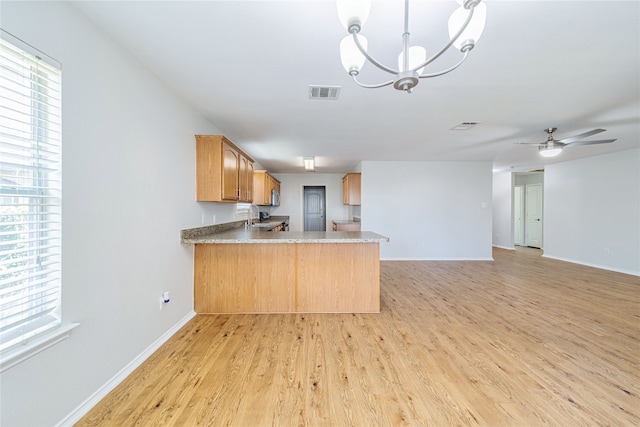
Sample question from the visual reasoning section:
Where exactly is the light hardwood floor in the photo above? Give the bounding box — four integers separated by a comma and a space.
77, 247, 639, 426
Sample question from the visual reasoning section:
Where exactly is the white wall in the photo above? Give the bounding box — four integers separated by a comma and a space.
492, 171, 514, 249
0, 2, 235, 425
544, 149, 640, 275
361, 161, 493, 260
273, 173, 349, 232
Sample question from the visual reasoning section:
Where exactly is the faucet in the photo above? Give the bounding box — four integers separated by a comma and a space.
246, 204, 259, 227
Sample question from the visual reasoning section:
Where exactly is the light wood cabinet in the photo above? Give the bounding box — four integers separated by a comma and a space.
332, 221, 361, 231
196, 135, 254, 202
343, 173, 361, 205
194, 242, 380, 313
221, 142, 239, 201
239, 154, 254, 202
253, 170, 281, 206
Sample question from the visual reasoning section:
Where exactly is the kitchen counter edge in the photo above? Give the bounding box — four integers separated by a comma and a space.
181, 226, 389, 245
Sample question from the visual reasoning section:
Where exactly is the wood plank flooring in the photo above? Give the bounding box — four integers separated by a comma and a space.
77, 247, 640, 426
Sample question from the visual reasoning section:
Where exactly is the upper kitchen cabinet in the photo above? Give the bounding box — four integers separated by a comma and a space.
195, 135, 254, 202
343, 173, 361, 205
238, 154, 254, 203
253, 170, 280, 206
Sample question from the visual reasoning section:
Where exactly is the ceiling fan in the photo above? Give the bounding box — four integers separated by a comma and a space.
517, 127, 616, 157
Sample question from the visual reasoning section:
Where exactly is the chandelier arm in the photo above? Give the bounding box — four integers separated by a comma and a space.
410, 5, 475, 72
351, 31, 399, 75
352, 74, 395, 89
418, 50, 469, 78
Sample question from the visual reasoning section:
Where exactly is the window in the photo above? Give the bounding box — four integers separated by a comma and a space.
0, 32, 63, 361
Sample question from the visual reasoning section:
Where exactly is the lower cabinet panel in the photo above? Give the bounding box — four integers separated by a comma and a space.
194, 243, 380, 313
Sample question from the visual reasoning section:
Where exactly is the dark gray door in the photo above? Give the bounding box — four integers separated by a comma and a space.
303, 186, 326, 231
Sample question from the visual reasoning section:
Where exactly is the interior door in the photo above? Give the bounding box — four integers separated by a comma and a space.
525, 183, 543, 248
514, 185, 524, 246
303, 186, 326, 231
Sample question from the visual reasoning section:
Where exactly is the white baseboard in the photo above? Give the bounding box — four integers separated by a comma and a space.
56, 310, 196, 427
541, 254, 640, 277
381, 257, 494, 261
492, 245, 515, 251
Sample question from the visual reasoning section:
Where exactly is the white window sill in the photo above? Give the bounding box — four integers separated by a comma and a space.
0, 323, 79, 373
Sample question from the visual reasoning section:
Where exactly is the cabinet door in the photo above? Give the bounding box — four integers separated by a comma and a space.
245, 159, 254, 202
342, 177, 349, 205
343, 173, 361, 205
238, 156, 254, 203
238, 156, 248, 202
222, 143, 239, 201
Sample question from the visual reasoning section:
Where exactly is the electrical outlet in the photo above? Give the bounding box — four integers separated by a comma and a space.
211, 214, 216, 224
201, 213, 205, 225
604, 248, 610, 255
160, 291, 170, 310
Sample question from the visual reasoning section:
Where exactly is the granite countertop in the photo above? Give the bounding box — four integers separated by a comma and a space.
181, 222, 388, 245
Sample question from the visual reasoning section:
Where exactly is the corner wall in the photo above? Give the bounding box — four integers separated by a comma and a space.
361, 161, 493, 260
544, 149, 640, 275
492, 171, 514, 249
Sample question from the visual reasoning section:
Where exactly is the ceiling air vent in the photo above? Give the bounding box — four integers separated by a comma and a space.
452, 121, 481, 130
309, 85, 340, 100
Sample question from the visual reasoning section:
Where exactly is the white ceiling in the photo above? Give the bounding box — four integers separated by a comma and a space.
71, 0, 640, 173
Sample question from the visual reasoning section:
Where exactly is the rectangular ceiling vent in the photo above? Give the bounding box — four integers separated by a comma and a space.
309, 85, 340, 100
452, 121, 481, 130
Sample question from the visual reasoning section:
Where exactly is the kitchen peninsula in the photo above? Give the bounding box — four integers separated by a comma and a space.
181, 223, 388, 314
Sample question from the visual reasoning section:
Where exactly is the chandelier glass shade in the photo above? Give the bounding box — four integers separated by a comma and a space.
337, 0, 487, 93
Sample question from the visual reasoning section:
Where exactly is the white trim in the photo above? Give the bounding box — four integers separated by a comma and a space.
541, 254, 640, 277
56, 311, 196, 427
492, 245, 515, 251
381, 258, 496, 261
0, 323, 79, 373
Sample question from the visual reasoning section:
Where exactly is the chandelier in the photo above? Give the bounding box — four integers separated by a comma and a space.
337, 0, 487, 93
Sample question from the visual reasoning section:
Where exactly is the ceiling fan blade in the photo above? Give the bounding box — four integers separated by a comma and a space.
514, 142, 544, 145
557, 128, 606, 144
565, 139, 617, 147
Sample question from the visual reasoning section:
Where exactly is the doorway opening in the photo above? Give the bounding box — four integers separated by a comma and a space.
513, 172, 544, 249
303, 186, 326, 231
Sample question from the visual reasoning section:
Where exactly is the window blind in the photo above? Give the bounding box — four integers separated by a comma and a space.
0, 33, 62, 354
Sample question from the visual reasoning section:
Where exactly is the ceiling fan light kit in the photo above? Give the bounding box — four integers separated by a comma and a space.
517, 127, 617, 158
336, 0, 487, 93
538, 144, 562, 158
